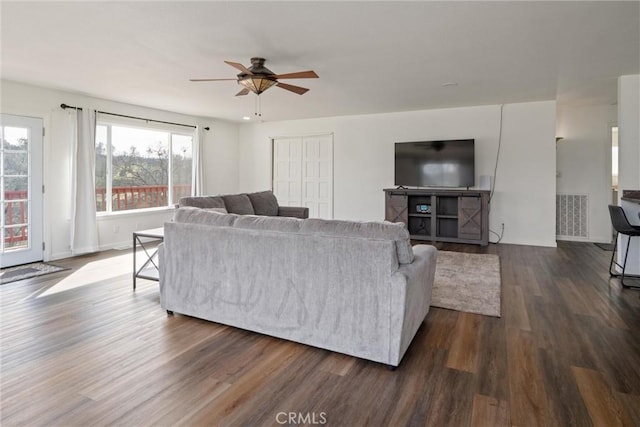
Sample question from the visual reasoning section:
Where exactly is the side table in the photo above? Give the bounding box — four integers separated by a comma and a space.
133, 227, 164, 290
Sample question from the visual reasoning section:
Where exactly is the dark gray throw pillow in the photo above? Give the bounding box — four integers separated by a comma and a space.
247, 191, 279, 216
222, 194, 255, 215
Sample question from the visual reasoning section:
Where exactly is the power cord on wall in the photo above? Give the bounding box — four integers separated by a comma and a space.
490, 104, 504, 204
488, 104, 505, 244
489, 223, 505, 244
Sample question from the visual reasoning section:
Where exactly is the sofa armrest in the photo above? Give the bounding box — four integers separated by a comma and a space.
278, 206, 309, 219
398, 244, 437, 305
158, 243, 166, 308
389, 244, 437, 365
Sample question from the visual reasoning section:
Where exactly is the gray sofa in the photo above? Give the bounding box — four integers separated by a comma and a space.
179, 190, 309, 219
159, 208, 437, 367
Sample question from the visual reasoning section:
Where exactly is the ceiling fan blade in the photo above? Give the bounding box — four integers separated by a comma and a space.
271, 71, 319, 79
276, 82, 309, 95
189, 78, 237, 82
224, 60, 254, 75
235, 88, 250, 96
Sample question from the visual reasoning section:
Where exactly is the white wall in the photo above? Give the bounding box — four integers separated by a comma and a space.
556, 104, 617, 243
239, 101, 557, 247
1, 80, 240, 260
1, 79, 560, 257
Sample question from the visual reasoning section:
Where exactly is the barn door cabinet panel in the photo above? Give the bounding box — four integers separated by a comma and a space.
385, 191, 409, 225
458, 196, 483, 240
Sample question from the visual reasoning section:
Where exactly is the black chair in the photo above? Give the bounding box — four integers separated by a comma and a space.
608, 205, 640, 288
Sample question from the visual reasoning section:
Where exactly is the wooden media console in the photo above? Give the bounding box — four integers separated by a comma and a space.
384, 188, 490, 246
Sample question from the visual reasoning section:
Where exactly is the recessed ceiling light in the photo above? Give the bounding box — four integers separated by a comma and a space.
242, 116, 251, 120
442, 82, 458, 87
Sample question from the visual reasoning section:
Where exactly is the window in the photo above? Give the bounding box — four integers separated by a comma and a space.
2, 126, 30, 250
95, 121, 193, 213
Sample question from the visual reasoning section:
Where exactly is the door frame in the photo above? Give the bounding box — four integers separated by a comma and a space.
608, 123, 618, 242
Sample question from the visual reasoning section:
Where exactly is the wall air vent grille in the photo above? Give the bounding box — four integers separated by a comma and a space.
556, 194, 588, 239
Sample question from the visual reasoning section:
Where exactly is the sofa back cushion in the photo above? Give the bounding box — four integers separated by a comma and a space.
300, 218, 414, 264
223, 194, 255, 215
247, 191, 279, 216
204, 207, 228, 214
234, 215, 302, 233
179, 196, 226, 209
174, 207, 238, 227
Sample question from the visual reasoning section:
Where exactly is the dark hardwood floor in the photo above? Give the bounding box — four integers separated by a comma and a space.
1, 241, 639, 426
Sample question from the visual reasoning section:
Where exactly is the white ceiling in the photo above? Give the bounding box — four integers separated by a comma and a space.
2, 1, 638, 123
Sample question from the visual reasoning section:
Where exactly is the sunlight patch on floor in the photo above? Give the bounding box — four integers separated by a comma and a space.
37, 252, 132, 297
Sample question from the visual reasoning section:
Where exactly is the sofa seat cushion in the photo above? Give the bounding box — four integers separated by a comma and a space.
247, 191, 279, 216
234, 215, 303, 233
179, 196, 226, 209
223, 194, 255, 215
300, 218, 414, 264
174, 207, 238, 226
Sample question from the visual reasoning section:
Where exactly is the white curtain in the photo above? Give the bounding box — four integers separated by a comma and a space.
70, 108, 99, 255
192, 125, 205, 196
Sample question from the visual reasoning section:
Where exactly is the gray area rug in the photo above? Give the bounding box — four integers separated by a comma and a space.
432, 251, 501, 317
0, 262, 68, 285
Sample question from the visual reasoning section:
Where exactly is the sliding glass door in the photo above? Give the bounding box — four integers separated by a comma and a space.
1, 114, 43, 268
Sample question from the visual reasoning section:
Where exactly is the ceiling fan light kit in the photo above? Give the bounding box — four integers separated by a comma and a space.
239, 75, 278, 95
190, 57, 318, 96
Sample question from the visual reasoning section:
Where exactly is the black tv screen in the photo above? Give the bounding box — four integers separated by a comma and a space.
395, 139, 475, 188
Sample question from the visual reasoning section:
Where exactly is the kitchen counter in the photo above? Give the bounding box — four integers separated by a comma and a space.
617, 190, 640, 276
621, 189, 640, 204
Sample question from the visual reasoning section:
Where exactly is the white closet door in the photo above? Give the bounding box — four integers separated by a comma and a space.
273, 134, 333, 219
273, 137, 303, 207
301, 134, 333, 219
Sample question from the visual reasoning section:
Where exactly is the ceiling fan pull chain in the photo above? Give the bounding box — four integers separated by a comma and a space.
255, 95, 262, 118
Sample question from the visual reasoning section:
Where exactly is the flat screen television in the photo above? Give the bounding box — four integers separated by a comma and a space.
395, 139, 475, 188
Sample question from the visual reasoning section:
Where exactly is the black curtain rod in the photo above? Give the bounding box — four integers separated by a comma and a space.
60, 104, 210, 131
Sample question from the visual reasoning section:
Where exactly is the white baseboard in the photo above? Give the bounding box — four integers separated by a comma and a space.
48, 250, 72, 262
47, 241, 131, 262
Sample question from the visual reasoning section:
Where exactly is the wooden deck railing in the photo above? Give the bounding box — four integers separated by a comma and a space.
4, 190, 28, 246
4, 185, 191, 247
95, 184, 191, 211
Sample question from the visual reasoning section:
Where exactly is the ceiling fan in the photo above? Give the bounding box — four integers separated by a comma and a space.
190, 57, 319, 96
